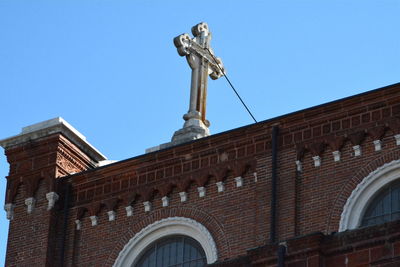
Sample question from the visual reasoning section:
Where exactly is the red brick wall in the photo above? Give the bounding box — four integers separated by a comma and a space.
3, 83, 400, 266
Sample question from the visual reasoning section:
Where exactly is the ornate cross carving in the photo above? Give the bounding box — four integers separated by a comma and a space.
173, 22, 225, 136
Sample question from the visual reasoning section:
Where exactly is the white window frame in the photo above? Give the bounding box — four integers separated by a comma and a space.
339, 159, 400, 231
113, 217, 218, 267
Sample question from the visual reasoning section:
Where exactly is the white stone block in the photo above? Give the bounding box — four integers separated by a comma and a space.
107, 210, 116, 221
46, 192, 59, 211
295, 160, 302, 172
125, 206, 134, 217
4, 203, 15, 220
197, 187, 206, 197
312, 156, 321, 167
332, 151, 341, 162
90, 215, 98, 226
373, 140, 382, 151
395, 134, 400, 146
353, 145, 362, 157
75, 219, 82, 230
162, 196, 169, 207
234, 176, 243, 187
143, 201, 152, 212
25, 197, 36, 214
253, 172, 258, 182
216, 182, 225, 192
179, 192, 187, 202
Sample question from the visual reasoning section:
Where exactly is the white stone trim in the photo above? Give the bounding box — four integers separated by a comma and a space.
90, 215, 98, 226
373, 140, 382, 151
0, 117, 106, 162
253, 172, 258, 182
46, 192, 59, 211
234, 176, 243, 187
312, 156, 321, 167
216, 182, 225, 192
353, 145, 362, 157
113, 217, 218, 267
339, 159, 400, 231
395, 134, 400, 146
332, 151, 341, 162
197, 187, 206, 197
75, 219, 82, 230
295, 160, 302, 172
161, 196, 169, 207
125, 206, 134, 217
25, 197, 36, 214
143, 201, 151, 212
179, 192, 187, 202
4, 203, 15, 220
108, 211, 116, 221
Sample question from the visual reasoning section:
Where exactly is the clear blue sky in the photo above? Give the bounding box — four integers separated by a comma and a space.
0, 0, 399, 264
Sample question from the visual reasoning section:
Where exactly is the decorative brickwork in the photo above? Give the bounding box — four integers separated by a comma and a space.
2, 83, 400, 266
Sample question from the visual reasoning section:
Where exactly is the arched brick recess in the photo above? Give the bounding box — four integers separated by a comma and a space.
326, 149, 400, 233
105, 206, 229, 266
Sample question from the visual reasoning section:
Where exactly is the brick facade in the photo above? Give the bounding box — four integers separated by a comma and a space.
2, 83, 400, 266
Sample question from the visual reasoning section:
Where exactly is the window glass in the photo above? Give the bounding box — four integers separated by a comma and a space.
135, 235, 206, 267
361, 180, 400, 227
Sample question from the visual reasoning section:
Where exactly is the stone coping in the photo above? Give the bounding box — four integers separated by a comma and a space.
0, 117, 107, 162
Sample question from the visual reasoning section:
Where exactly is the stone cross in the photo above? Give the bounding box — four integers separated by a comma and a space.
172, 22, 225, 142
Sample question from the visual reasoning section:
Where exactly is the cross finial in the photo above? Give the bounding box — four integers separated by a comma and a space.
172, 22, 225, 144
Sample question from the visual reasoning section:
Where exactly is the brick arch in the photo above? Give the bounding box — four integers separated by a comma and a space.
105, 206, 229, 266
325, 149, 400, 233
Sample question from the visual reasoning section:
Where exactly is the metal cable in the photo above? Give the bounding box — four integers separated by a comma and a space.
206, 48, 258, 123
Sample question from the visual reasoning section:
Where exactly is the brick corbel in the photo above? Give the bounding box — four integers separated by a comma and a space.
103, 197, 119, 221
88, 202, 102, 226
176, 176, 191, 202
5, 178, 22, 204
140, 187, 155, 212
122, 192, 137, 217
295, 144, 306, 161
325, 135, 345, 152
193, 170, 210, 188
348, 131, 366, 146
156, 184, 173, 207
210, 164, 230, 183
295, 144, 306, 171
368, 126, 386, 140
23, 175, 42, 199
176, 176, 191, 192
325, 135, 345, 162
307, 142, 325, 167
387, 117, 400, 135
232, 161, 247, 179
75, 207, 88, 230
156, 183, 173, 198
348, 130, 366, 156
139, 187, 155, 202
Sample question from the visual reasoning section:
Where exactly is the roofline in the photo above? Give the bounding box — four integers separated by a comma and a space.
61, 81, 400, 179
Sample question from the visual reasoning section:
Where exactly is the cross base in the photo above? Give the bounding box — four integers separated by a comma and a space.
145, 118, 209, 153
171, 118, 210, 143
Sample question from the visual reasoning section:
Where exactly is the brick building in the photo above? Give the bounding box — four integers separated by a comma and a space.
1, 82, 400, 266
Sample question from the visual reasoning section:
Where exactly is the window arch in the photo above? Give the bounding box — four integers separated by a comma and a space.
113, 217, 217, 267
340, 159, 400, 231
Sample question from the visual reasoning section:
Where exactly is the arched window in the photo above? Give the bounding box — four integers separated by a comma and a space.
113, 217, 217, 267
340, 159, 400, 231
135, 235, 207, 267
360, 180, 400, 227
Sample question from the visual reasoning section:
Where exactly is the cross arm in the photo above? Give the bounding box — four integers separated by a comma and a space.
173, 34, 225, 80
